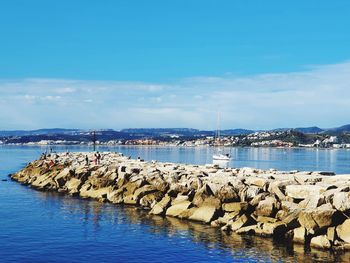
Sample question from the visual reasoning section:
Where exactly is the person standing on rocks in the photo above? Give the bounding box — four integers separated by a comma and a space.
85, 155, 89, 166
49, 159, 54, 168
96, 152, 101, 165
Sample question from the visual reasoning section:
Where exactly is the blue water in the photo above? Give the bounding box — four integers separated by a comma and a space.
1, 145, 350, 262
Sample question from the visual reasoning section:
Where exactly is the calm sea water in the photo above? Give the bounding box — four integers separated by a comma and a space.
1, 145, 350, 262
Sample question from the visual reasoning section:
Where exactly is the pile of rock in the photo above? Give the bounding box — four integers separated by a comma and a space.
11, 152, 350, 250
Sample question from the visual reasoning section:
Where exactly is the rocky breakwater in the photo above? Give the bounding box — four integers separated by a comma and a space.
11, 152, 350, 251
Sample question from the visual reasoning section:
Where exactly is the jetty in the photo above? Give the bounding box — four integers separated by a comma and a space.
11, 152, 350, 251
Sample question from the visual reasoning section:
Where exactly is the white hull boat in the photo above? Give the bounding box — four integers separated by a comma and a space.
213, 153, 231, 161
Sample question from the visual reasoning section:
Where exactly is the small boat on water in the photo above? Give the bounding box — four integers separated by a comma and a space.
212, 112, 231, 162
213, 152, 231, 161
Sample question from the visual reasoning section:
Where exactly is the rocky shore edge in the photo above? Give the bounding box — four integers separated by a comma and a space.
10, 152, 350, 251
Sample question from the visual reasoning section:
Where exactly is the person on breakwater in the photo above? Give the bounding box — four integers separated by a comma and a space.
96, 152, 101, 165
85, 155, 89, 166
49, 159, 54, 168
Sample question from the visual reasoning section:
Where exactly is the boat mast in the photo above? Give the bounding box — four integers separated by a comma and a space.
217, 111, 221, 145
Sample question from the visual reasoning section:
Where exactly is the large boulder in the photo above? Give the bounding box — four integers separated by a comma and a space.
150, 195, 172, 216
244, 177, 269, 189
165, 201, 192, 217
336, 219, 350, 243
285, 185, 327, 200
293, 227, 307, 244
311, 203, 337, 229
281, 201, 299, 213
132, 185, 158, 203
298, 195, 325, 209
255, 222, 287, 237
249, 192, 269, 207
268, 181, 294, 201
222, 202, 249, 213
65, 178, 83, 195
139, 191, 163, 208
189, 206, 218, 223
211, 211, 240, 226
31, 171, 58, 190
54, 168, 74, 187
255, 196, 279, 217
216, 185, 239, 202
310, 235, 332, 249
225, 214, 256, 232
298, 203, 336, 234
332, 192, 350, 212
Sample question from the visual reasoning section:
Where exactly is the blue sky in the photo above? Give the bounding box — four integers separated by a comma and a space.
0, 1, 350, 130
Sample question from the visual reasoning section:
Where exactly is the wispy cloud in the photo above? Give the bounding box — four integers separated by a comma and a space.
1, 61, 350, 130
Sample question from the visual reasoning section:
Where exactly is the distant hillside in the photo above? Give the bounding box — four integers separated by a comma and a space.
120, 128, 200, 137
2, 124, 350, 140
295, 126, 324, 134
220, 129, 255, 135
329, 124, 350, 133
121, 128, 198, 133
0, 128, 80, 137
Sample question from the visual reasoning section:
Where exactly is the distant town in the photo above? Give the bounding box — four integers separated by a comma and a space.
1, 125, 350, 149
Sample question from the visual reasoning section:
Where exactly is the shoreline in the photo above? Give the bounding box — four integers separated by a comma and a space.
2, 143, 349, 151
10, 152, 350, 252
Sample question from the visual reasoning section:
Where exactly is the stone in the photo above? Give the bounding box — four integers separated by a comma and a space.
80, 186, 111, 200
216, 185, 239, 202
245, 186, 262, 200
285, 185, 327, 200
54, 168, 73, 187
123, 194, 137, 205
298, 195, 325, 209
150, 195, 172, 215
229, 214, 256, 232
255, 196, 279, 217
31, 172, 58, 190
255, 222, 287, 237
235, 225, 257, 235
282, 210, 301, 229
256, 216, 278, 224
268, 181, 294, 201
336, 219, 350, 243
281, 201, 299, 213
150, 178, 169, 193
65, 178, 83, 194
189, 206, 218, 223
171, 194, 189, 205
327, 227, 337, 242
132, 185, 158, 203
293, 227, 307, 244
212, 211, 240, 226
299, 203, 336, 234
311, 203, 336, 229
166, 201, 192, 217
201, 197, 222, 210
139, 191, 163, 208
222, 202, 248, 213
178, 207, 196, 219
249, 192, 269, 207
244, 177, 269, 188
275, 210, 289, 221
310, 235, 332, 249
333, 192, 350, 212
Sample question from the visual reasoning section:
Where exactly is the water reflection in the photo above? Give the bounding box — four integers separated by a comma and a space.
35, 191, 350, 262
213, 160, 230, 169
2, 145, 350, 173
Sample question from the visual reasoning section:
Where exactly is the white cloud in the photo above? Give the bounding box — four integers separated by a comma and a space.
1, 61, 350, 129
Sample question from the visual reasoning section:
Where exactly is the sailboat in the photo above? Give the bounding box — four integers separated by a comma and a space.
213, 113, 231, 161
